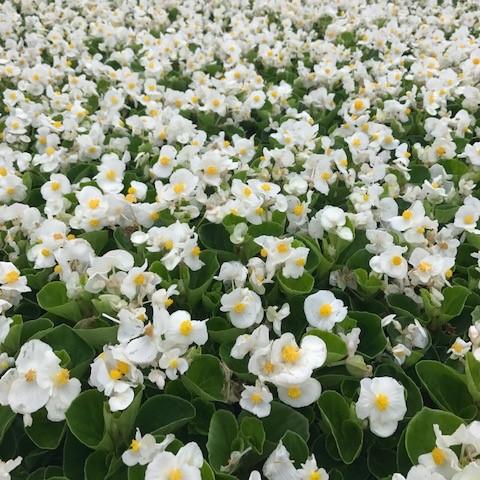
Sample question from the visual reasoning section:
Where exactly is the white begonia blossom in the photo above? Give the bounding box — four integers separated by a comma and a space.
355, 377, 407, 438
304, 290, 348, 330
263, 441, 298, 480
0, 457, 22, 480
369, 246, 409, 279
220, 287, 264, 328
277, 377, 322, 408
145, 442, 203, 480
239, 381, 273, 418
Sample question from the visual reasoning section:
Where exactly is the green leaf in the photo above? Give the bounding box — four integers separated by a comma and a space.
439, 285, 470, 321
63, 431, 92, 480
37, 281, 83, 322
201, 462, 216, 480
79, 231, 109, 254
277, 271, 314, 296
0, 406, 15, 443
347, 311, 387, 359
317, 390, 363, 464
26, 409, 65, 449
208, 316, 244, 344
465, 353, 480, 402
261, 401, 309, 454
305, 330, 347, 364
85, 450, 110, 480
240, 416, 265, 454
405, 407, 463, 463
207, 410, 239, 472
187, 251, 219, 306
65, 389, 113, 450
135, 394, 196, 435
74, 326, 119, 350
181, 354, 226, 402
416, 360, 476, 419
281, 430, 308, 466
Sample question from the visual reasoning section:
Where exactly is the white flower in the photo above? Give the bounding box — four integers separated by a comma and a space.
122, 429, 171, 467
266, 303, 290, 336
157, 309, 208, 351
369, 246, 408, 279
159, 349, 189, 380
304, 290, 348, 330
392, 344, 412, 366
0, 340, 58, 416
239, 381, 273, 418
0, 263, 30, 293
418, 425, 460, 478
277, 377, 322, 408
231, 325, 270, 360
145, 442, 203, 480
0, 457, 22, 480
297, 455, 329, 480
220, 288, 263, 328
390, 201, 425, 231
266, 333, 327, 386
355, 377, 407, 438
263, 441, 297, 480
447, 338, 471, 360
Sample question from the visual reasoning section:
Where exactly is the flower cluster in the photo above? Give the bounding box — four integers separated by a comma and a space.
1, 0, 480, 478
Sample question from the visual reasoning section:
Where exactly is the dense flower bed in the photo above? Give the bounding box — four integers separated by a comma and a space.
1, 0, 480, 478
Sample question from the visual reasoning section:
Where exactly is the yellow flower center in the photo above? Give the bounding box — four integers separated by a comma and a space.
282, 345, 300, 364
233, 302, 246, 313
374, 393, 390, 411
168, 469, 183, 480
402, 209, 413, 220
45, 146, 56, 156
464, 214, 475, 225
0, 167, 7, 176
287, 387, 302, 399
88, 198, 100, 209
243, 186, 252, 197
25, 369, 37, 382
51, 181, 61, 191
276, 242, 289, 254
293, 204, 304, 216
4, 270, 19, 283
321, 171, 332, 181
206, 165, 218, 175
169, 358, 178, 369
173, 182, 185, 194
263, 361, 275, 374
295, 258, 306, 267
353, 99, 364, 110
116, 361, 130, 375
130, 439, 140, 452
134, 273, 145, 285
418, 261, 431, 272
191, 246, 201, 257
159, 155, 170, 166
436, 146, 446, 157
105, 169, 116, 181
250, 392, 263, 404
431, 447, 446, 465
319, 303, 333, 317
41, 248, 51, 257
54, 368, 70, 385
179, 320, 193, 336
309, 472, 321, 480
164, 239, 174, 250
391, 255, 402, 266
